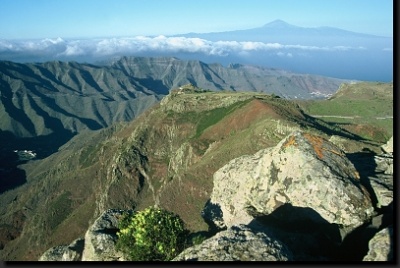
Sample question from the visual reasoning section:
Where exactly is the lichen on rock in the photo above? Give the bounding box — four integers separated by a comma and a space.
204, 131, 375, 231
173, 224, 293, 261
81, 209, 129, 261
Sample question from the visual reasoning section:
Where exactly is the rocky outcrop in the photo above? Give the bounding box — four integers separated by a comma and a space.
39, 238, 84, 261
39, 132, 394, 262
39, 209, 130, 261
81, 209, 128, 261
204, 131, 375, 231
375, 137, 393, 176
39, 209, 129, 261
160, 84, 268, 113
374, 154, 393, 176
363, 225, 393, 261
368, 137, 394, 208
200, 131, 394, 261
351, 136, 394, 210
173, 224, 293, 261
368, 172, 393, 209
381, 136, 393, 154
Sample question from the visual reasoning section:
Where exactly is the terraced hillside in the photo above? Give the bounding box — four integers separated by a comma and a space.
0, 83, 391, 260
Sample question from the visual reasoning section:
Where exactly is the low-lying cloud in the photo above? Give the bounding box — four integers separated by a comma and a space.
0, 35, 368, 59
0, 35, 393, 81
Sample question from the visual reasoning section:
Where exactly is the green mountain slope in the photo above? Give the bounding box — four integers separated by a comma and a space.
297, 81, 393, 143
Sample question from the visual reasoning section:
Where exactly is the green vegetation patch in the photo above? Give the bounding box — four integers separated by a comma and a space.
297, 86, 393, 142
116, 206, 189, 261
45, 191, 73, 231
304, 99, 392, 117
79, 144, 101, 168
194, 99, 251, 138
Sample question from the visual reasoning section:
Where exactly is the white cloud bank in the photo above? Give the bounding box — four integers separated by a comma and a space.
0, 35, 369, 59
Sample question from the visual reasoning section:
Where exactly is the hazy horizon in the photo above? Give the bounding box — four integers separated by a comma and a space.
0, 1, 393, 82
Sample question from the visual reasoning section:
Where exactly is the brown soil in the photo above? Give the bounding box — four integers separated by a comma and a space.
201, 99, 281, 140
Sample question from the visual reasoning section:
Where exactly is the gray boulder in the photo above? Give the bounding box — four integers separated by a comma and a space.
381, 136, 393, 154
362, 137, 394, 209
345, 137, 393, 210
39, 246, 66, 261
368, 174, 393, 209
81, 209, 128, 261
374, 154, 393, 176
363, 225, 393, 261
39, 238, 84, 261
205, 131, 375, 231
173, 224, 293, 261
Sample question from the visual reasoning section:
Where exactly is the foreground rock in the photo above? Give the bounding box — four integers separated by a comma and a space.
204, 131, 375, 231
39, 133, 393, 262
368, 166, 393, 209
81, 209, 128, 261
363, 225, 393, 261
347, 136, 393, 211
39, 209, 129, 261
173, 224, 293, 261
368, 137, 393, 209
39, 238, 84, 261
381, 136, 393, 154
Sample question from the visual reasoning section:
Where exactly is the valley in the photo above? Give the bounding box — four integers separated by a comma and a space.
0, 57, 348, 194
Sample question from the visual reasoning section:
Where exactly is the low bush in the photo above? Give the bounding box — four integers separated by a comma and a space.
116, 206, 189, 261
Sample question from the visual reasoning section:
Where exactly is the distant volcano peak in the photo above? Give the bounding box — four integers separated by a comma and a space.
262, 19, 297, 28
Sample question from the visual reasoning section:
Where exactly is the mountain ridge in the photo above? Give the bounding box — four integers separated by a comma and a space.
0, 57, 349, 198
0, 57, 348, 139
0, 82, 393, 260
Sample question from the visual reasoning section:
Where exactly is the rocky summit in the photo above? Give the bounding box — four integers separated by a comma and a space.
39, 132, 394, 262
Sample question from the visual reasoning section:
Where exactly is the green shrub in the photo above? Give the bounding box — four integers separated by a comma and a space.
116, 206, 188, 261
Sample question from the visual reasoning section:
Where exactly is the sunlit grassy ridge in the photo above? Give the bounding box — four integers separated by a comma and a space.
297, 82, 393, 142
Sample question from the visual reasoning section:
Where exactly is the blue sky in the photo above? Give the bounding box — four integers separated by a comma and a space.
0, 0, 393, 39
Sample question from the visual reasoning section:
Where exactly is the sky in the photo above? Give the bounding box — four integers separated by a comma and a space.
0, 0, 393, 39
